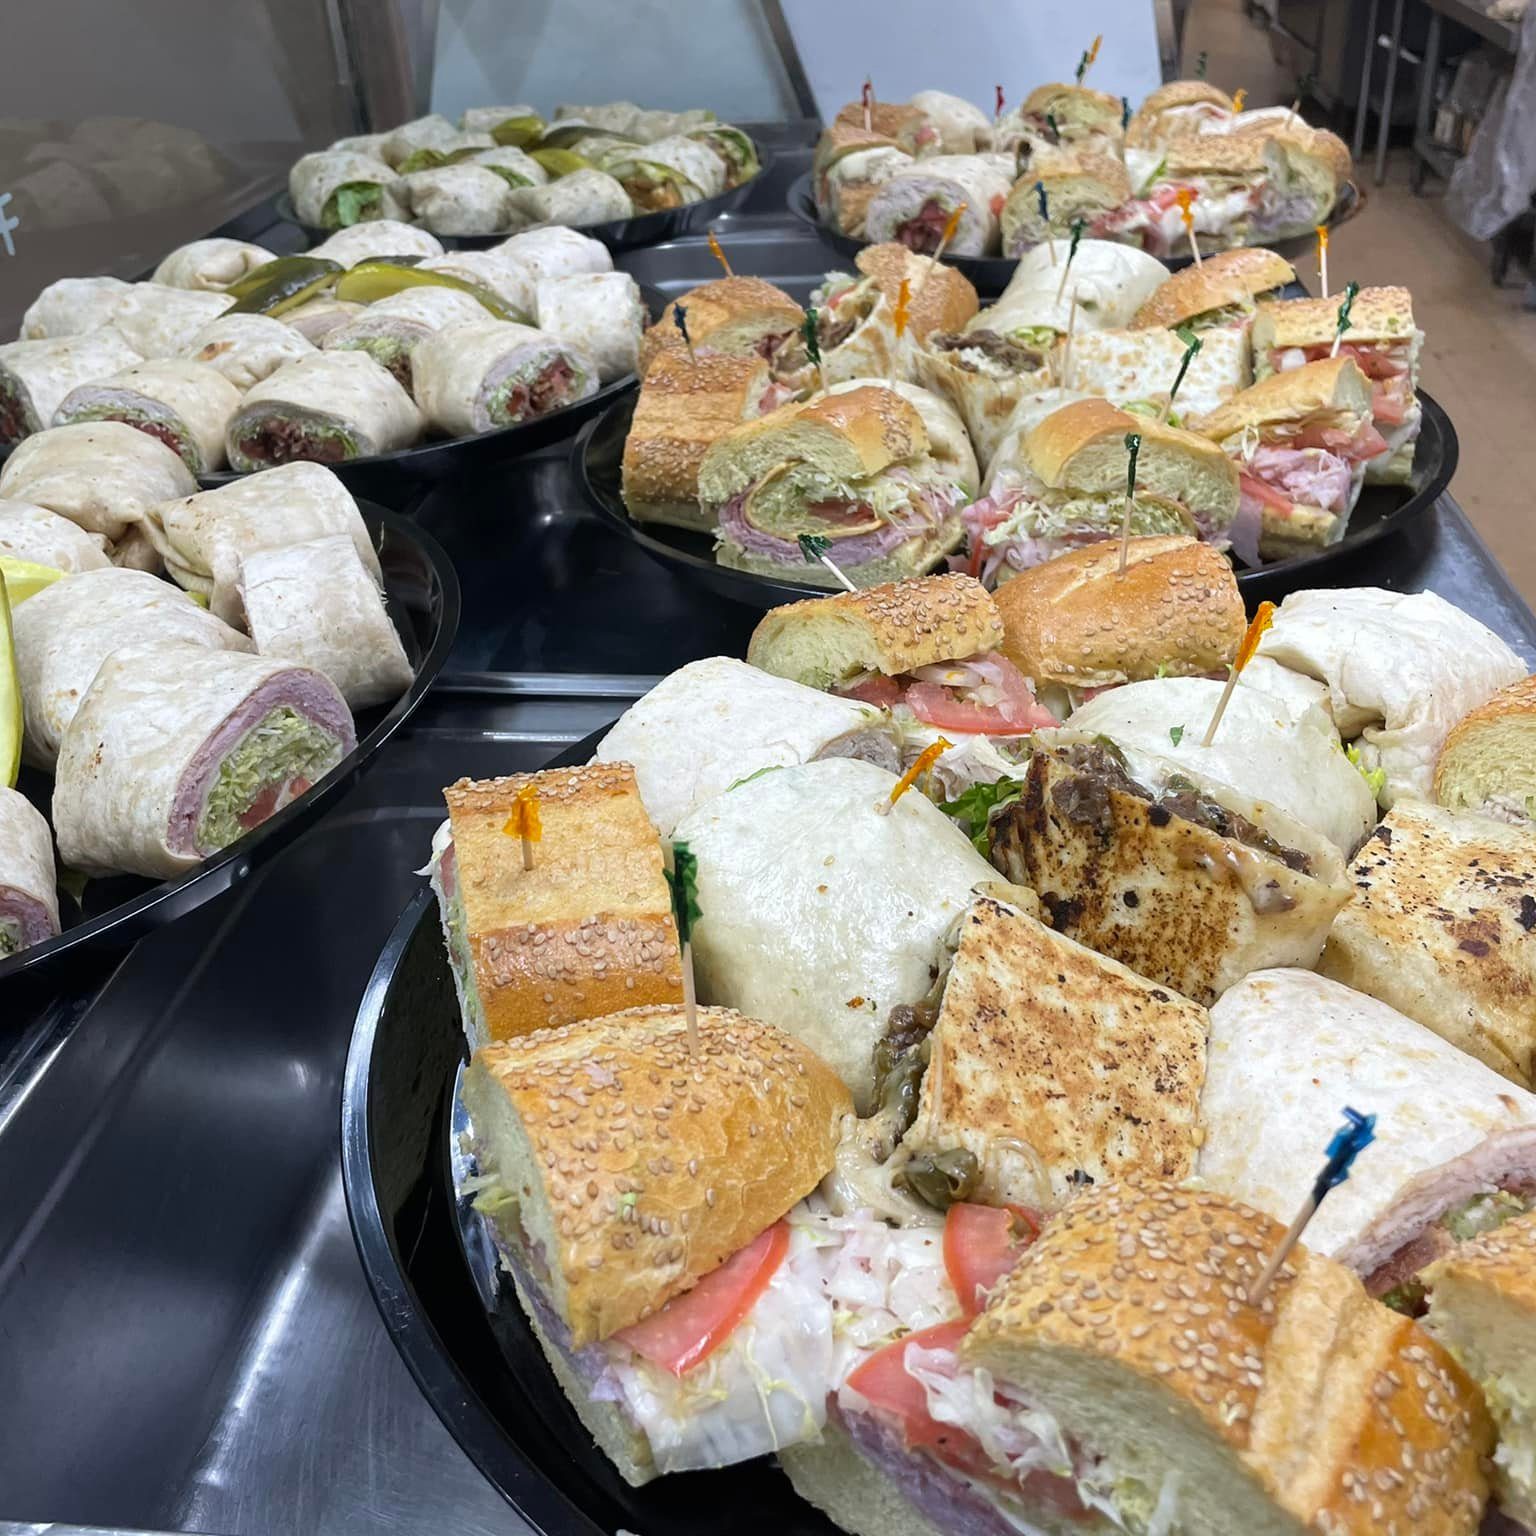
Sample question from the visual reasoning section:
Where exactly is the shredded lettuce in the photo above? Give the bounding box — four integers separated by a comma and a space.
198, 706, 341, 851
1441, 1189, 1530, 1241
727, 764, 785, 793
939, 775, 1027, 854
0, 923, 17, 957
1344, 743, 1387, 801
329, 182, 383, 227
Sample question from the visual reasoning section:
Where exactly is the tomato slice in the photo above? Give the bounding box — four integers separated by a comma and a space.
613, 1221, 789, 1375
838, 675, 903, 708
238, 783, 282, 831
944, 1203, 1042, 1317
806, 500, 880, 530
1239, 471, 1296, 516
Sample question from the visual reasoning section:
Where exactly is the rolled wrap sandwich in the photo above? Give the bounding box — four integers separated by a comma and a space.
238, 534, 411, 712
641, 276, 803, 373
503, 170, 633, 230
400, 164, 514, 236
428, 763, 682, 1048
320, 287, 489, 391
699, 385, 970, 588
289, 150, 406, 228
961, 398, 1240, 582
411, 321, 598, 436
226, 352, 424, 470
20, 276, 133, 340
620, 352, 776, 530
1252, 286, 1423, 484
494, 226, 613, 282
1256, 586, 1526, 804
183, 314, 317, 392
139, 461, 379, 626
0, 499, 111, 572
377, 114, 461, 169
15, 568, 250, 769
591, 655, 883, 836
280, 298, 365, 346
306, 221, 445, 268
1200, 967, 1536, 1313
675, 756, 1005, 1112
0, 329, 143, 446
459, 1005, 853, 1484
1321, 803, 1536, 1087
468, 146, 548, 191
151, 238, 276, 293
999, 149, 1132, 257
420, 250, 535, 320
53, 359, 240, 475
53, 642, 354, 879
686, 122, 760, 187
0, 421, 195, 541
533, 272, 645, 384
818, 146, 915, 239
107, 284, 232, 359
865, 154, 1014, 256
0, 787, 60, 959
593, 133, 725, 210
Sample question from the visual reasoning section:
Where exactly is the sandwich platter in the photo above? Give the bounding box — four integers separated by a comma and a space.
575, 383, 1457, 611
0, 506, 459, 984
787, 171, 1364, 296
274, 149, 769, 255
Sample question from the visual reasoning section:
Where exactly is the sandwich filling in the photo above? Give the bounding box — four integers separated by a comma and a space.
835, 652, 1057, 738
0, 890, 54, 956
55, 400, 201, 474
233, 413, 360, 468
1268, 334, 1421, 471
772, 275, 881, 369
1373, 1189, 1536, 1316
927, 330, 1050, 381
322, 183, 386, 228
1220, 416, 1384, 543
1092, 177, 1263, 256
0, 376, 39, 445
483, 350, 588, 427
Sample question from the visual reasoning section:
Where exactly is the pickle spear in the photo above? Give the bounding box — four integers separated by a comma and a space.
225, 256, 343, 317
0, 557, 64, 607
333, 260, 519, 320
528, 146, 593, 179
490, 114, 544, 147
0, 573, 20, 789
397, 144, 481, 175
534, 122, 609, 152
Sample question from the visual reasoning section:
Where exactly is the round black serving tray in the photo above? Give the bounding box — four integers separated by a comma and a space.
341, 719, 842, 1533
787, 171, 1364, 295
274, 145, 769, 254
190, 284, 664, 504
0, 506, 460, 984
573, 385, 1457, 612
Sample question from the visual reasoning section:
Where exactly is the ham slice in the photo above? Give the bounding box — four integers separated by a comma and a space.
1244, 444, 1353, 515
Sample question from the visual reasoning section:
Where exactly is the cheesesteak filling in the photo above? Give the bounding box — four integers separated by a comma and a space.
927, 330, 1048, 380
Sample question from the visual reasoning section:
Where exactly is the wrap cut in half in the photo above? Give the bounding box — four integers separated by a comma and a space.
151, 238, 277, 293
1200, 967, 1536, 1304
53, 359, 241, 475
503, 169, 633, 230
183, 314, 318, 393
20, 276, 134, 341
492, 226, 613, 283
225, 352, 424, 471
108, 286, 233, 360
138, 461, 380, 626
591, 134, 725, 211
0, 787, 60, 958
864, 154, 1014, 256
0, 421, 196, 542
289, 150, 407, 228
14, 567, 252, 770
306, 221, 445, 268
410, 321, 599, 436
986, 738, 1353, 1004
0, 498, 111, 572
53, 642, 356, 880
533, 273, 645, 384
238, 533, 413, 711
320, 287, 489, 391
0, 329, 144, 447
400, 164, 515, 236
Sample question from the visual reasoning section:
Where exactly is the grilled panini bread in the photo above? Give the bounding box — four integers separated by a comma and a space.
1000, 147, 1131, 254
621, 351, 772, 530
963, 1180, 1492, 1536
1436, 674, 1536, 824
1320, 802, 1536, 1087
1130, 246, 1296, 330
898, 896, 1209, 1209
746, 572, 1002, 691
993, 535, 1245, 689
853, 242, 978, 342
639, 276, 803, 373
436, 763, 683, 1047
988, 741, 1352, 1003
1125, 80, 1234, 148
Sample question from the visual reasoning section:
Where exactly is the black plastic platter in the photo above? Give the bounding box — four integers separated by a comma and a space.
788, 171, 1364, 295
341, 728, 843, 1535
574, 386, 1458, 611
274, 145, 769, 254
190, 285, 664, 505
0, 506, 460, 984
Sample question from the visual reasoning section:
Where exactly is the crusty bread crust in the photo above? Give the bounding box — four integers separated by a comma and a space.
1160, 132, 1270, 177
1252, 286, 1414, 350
1025, 396, 1235, 488
855, 242, 978, 341
463, 1003, 851, 1346
443, 763, 683, 1043
994, 535, 1244, 686
640, 276, 803, 372
1193, 354, 1373, 440
1140, 80, 1235, 116
746, 571, 1002, 685
1022, 82, 1124, 126
1436, 674, 1536, 807
1426, 1208, 1536, 1314
964, 1181, 1492, 1534
1130, 247, 1297, 330
815, 101, 928, 176
621, 351, 769, 521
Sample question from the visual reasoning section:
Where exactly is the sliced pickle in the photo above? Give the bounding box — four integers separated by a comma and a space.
333, 260, 517, 320
490, 114, 544, 147
397, 144, 480, 175
225, 256, 343, 317
0, 573, 18, 788
529, 146, 593, 178
534, 122, 607, 152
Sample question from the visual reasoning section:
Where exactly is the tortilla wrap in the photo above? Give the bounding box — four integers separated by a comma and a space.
401, 164, 515, 236
818, 147, 914, 238
0, 329, 144, 445
0, 787, 59, 955
1057, 323, 1251, 421
864, 154, 1013, 256
151, 239, 277, 292
409, 321, 598, 436
280, 298, 366, 345
907, 90, 992, 154
502, 170, 633, 229
20, 276, 133, 340
494, 226, 613, 282
320, 287, 489, 390
109, 286, 233, 359
184, 314, 317, 392
53, 359, 240, 474
420, 252, 535, 319
0, 498, 111, 572
306, 222, 445, 268
989, 238, 1170, 336
533, 273, 644, 384
290, 151, 406, 228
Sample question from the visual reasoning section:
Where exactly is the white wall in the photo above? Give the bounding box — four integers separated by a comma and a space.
780, 0, 1163, 121
429, 0, 802, 121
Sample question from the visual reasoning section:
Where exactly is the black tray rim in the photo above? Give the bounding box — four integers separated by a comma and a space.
0, 506, 462, 983
785, 169, 1365, 290
274, 141, 771, 255
572, 385, 1459, 611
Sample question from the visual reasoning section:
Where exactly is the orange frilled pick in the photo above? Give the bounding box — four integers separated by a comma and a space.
503, 784, 542, 842
938, 204, 965, 253
1234, 600, 1277, 674
1232, 87, 1247, 114
1175, 187, 1197, 229
892, 277, 912, 340
706, 227, 733, 276
887, 737, 954, 809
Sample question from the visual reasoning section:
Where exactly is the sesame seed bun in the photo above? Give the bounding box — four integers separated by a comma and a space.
746, 572, 1003, 689
621, 351, 771, 531
1192, 354, 1373, 442
461, 1003, 851, 1346
993, 535, 1245, 689
815, 102, 932, 177
964, 1179, 1493, 1534
1130, 247, 1297, 331
440, 763, 683, 1046
1159, 131, 1271, 178
854, 242, 979, 342
999, 147, 1131, 257
1021, 83, 1125, 135
640, 276, 803, 373
1125, 82, 1234, 149
1251, 286, 1415, 351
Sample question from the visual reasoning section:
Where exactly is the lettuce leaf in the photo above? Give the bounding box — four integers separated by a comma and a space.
1345, 743, 1387, 801
939, 775, 1027, 854
331, 182, 382, 227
